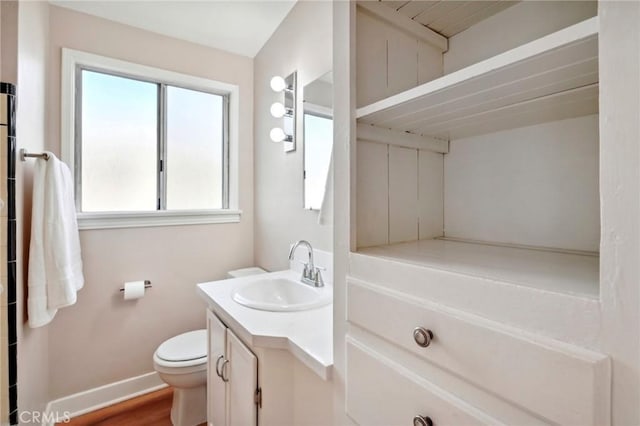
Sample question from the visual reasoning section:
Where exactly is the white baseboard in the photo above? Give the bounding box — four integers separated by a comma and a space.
42, 371, 167, 426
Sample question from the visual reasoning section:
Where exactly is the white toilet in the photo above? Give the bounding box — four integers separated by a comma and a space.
154, 267, 266, 425
153, 329, 208, 426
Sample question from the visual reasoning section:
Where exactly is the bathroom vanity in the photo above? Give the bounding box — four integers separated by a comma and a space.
197, 262, 334, 426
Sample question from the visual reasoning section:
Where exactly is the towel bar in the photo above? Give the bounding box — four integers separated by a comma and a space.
20, 149, 49, 161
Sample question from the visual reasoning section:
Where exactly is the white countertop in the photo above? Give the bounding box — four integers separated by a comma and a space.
196, 269, 333, 380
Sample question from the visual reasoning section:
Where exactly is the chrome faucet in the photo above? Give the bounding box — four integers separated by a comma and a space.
288, 240, 324, 287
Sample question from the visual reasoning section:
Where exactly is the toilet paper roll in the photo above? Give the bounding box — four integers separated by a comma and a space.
123, 281, 146, 300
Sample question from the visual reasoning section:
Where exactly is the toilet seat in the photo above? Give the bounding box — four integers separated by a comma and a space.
153, 354, 207, 373
153, 329, 207, 370
157, 329, 207, 362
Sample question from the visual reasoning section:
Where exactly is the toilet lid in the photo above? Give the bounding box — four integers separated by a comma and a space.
157, 329, 207, 362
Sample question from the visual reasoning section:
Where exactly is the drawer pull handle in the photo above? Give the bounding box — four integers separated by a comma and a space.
215, 355, 225, 378
413, 415, 433, 426
413, 327, 433, 348
220, 359, 230, 382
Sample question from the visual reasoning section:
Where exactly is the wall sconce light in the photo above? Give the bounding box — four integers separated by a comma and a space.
270, 76, 288, 92
270, 71, 296, 152
270, 127, 292, 142
270, 102, 292, 118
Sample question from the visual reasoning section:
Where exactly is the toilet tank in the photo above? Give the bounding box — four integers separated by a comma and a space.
227, 267, 267, 279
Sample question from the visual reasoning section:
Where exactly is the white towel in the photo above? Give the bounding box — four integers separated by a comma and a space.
28, 152, 84, 328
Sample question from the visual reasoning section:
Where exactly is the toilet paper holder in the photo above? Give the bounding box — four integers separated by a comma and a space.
119, 280, 152, 292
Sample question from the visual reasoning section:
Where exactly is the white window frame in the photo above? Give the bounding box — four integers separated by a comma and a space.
61, 48, 241, 230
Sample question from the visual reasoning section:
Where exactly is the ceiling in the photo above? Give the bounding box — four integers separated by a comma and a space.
50, 0, 297, 58
380, 0, 518, 37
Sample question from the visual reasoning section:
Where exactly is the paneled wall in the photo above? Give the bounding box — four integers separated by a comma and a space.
356, 115, 599, 252
356, 141, 443, 248
356, 6, 442, 107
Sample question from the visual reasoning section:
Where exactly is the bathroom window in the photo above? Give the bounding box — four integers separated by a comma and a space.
62, 49, 240, 229
80, 70, 227, 212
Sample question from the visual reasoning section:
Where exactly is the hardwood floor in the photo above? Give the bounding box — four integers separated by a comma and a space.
57, 387, 205, 426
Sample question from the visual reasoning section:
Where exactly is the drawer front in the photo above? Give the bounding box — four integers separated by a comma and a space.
347, 278, 610, 426
346, 338, 502, 426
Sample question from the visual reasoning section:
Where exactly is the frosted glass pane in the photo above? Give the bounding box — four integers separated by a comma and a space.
81, 70, 158, 212
166, 86, 224, 210
304, 114, 333, 210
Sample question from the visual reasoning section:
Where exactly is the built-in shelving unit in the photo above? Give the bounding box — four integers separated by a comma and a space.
341, 2, 640, 424
353, 2, 601, 299
357, 17, 598, 140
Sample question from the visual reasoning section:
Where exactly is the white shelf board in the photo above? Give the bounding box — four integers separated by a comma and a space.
356, 17, 599, 140
357, 238, 599, 299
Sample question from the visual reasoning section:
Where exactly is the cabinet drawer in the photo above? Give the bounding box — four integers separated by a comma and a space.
347, 278, 610, 426
346, 338, 502, 426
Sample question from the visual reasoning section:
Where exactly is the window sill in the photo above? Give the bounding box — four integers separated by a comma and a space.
77, 209, 242, 230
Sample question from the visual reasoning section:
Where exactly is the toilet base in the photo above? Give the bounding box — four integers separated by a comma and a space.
170, 384, 207, 426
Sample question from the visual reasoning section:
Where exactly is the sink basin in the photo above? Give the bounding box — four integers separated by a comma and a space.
232, 277, 332, 312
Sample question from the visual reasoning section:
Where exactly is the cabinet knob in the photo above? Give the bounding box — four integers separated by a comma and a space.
413, 415, 433, 426
413, 327, 434, 348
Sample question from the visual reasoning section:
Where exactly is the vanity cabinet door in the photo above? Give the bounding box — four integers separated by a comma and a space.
226, 328, 258, 426
207, 311, 228, 426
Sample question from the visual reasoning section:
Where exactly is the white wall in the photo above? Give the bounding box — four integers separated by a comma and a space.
15, 0, 52, 418
444, 115, 600, 252
1, 0, 18, 85
253, 0, 333, 272
44, 6, 255, 399
333, 1, 357, 425
443, 1, 597, 74
599, 2, 640, 424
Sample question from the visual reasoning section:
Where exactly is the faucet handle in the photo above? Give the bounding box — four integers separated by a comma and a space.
311, 266, 325, 287
298, 261, 311, 278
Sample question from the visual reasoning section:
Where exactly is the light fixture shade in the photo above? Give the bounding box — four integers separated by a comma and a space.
270, 102, 287, 118
270, 76, 287, 92
270, 127, 287, 142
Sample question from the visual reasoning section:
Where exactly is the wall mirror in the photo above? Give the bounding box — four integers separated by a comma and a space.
303, 71, 333, 210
